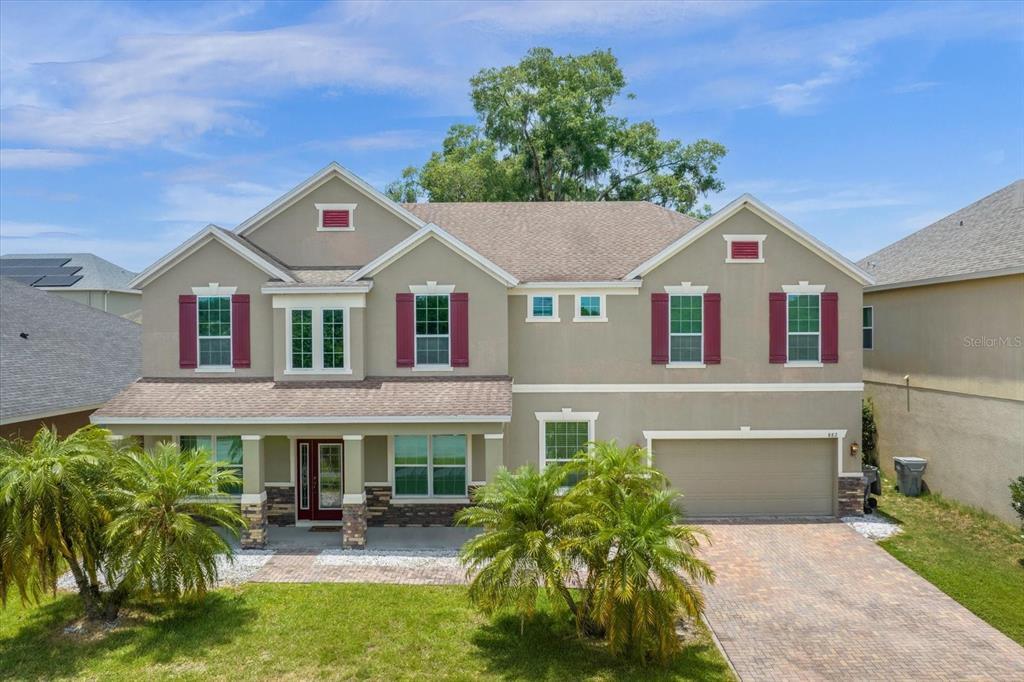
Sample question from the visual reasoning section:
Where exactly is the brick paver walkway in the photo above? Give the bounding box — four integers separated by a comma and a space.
699, 522, 1024, 681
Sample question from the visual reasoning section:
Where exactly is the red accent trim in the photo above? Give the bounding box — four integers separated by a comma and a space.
396, 293, 415, 367
322, 209, 350, 228
703, 293, 721, 364
651, 293, 669, 364
178, 295, 198, 369
451, 292, 469, 367
769, 292, 787, 363
821, 292, 839, 363
730, 240, 761, 259
231, 294, 251, 368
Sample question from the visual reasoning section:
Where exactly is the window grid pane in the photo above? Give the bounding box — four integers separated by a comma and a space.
215, 436, 243, 495
579, 296, 601, 317
291, 309, 312, 369
669, 295, 703, 362
863, 328, 873, 350
198, 296, 231, 367
531, 296, 553, 317
415, 295, 450, 365
544, 421, 589, 464
787, 294, 820, 362
322, 309, 345, 369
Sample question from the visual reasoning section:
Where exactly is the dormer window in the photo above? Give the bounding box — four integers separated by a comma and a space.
723, 234, 766, 263
316, 203, 356, 232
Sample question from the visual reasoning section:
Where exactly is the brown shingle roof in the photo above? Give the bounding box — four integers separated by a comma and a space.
403, 202, 700, 282
91, 376, 512, 421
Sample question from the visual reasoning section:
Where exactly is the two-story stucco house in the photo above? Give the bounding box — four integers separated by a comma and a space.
92, 163, 874, 548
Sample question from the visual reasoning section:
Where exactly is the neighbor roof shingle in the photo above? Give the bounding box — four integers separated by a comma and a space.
91, 376, 512, 421
403, 201, 700, 282
0, 278, 141, 423
859, 180, 1024, 287
0, 253, 138, 291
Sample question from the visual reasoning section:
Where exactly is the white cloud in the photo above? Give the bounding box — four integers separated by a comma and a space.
0, 148, 94, 169
334, 130, 437, 152
890, 81, 941, 94
159, 181, 286, 227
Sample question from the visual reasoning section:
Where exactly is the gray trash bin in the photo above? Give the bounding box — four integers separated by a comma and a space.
893, 457, 927, 496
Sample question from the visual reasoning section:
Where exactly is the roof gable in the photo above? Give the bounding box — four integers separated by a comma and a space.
130, 225, 296, 289
347, 223, 519, 287
235, 162, 425, 237
625, 194, 874, 285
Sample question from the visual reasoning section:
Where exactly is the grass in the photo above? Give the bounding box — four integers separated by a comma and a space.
875, 476, 1024, 645
0, 583, 735, 681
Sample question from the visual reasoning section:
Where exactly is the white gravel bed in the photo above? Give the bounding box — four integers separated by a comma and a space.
315, 549, 462, 569
843, 513, 903, 541
55, 550, 273, 590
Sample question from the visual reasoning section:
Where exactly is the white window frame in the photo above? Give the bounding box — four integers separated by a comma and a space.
526, 293, 560, 322
573, 293, 607, 322
284, 307, 352, 374
412, 287, 453, 371
664, 282, 707, 368
317, 442, 344, 510
177, 435, 243, 495
723, 234, 766, 263
390, 434, 469, 500
535, 409, 598, 471
782, 282, 826, 368
315, 203, 357, 232
298, 441, 310, 510
862, 305, 873, 351
196, 295, 233, 371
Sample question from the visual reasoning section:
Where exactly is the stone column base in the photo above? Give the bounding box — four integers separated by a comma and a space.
240, 499, 268, 549
838, 476, 865, 518
342, 503, 367, 549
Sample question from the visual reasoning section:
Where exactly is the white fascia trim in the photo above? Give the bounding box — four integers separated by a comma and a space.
192, 283, 237, 296
347, 223, 519, 287
722, 234, 767, 243
1, 403, 106, 426
863, 266, 1024, 292
262, 284, 373, 295
535, 409, 600, 422
512, 382, 863, 393
235, 162, 425, 236
664, 282, 709, 295
512, 280, 642, 291
409, 281, 455, 295
782, 281, 826, 294
272, 293, 367, 309
38, 287, 141, 295
315, 203, 357, 232
625, 194, 874, 285
91, 415, 512, 425
526, 293, 560, 322
130, 225, 296, 288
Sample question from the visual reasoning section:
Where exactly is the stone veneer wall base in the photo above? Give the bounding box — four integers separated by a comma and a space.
342, 504, 367, 549
267, 485, 296, 526
838, 476, 866, 517
240, 500, 268, 549
364, 485, 477, 527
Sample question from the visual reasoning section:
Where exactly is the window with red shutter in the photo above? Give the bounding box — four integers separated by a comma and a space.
396, 293, 415, 367
451, 292, 469, 367
703, 293, 721, 364
651, 293, 668, 364
231, 294, 251, 368
178, 295, 198, 368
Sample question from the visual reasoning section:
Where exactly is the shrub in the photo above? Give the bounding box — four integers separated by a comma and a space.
1011, 476, 1024, 533
862, 398, 879, 466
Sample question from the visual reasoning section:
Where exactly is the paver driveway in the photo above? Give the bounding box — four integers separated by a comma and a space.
699, 521, 1024, 681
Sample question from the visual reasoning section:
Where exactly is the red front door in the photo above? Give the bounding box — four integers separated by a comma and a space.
296, 440, 344, 521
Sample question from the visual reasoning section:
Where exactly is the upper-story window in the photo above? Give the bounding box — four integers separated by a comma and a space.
291, 310, 313, 369
198, 296, 231, 367
416, 294, 450, 366
287, 307, 349, 373
527, 294, 559, 322
315, 203, 356, 232
862, 306, 873, 350
574, 294, 607, 322
669, 295, 703, 363
787, 294, 820, 362
323, 309, 345, 368
724, 234, 766, 263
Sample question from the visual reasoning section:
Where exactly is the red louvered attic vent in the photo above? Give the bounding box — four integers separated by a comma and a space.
730, 240, 761, 260
322, 209, 350, 228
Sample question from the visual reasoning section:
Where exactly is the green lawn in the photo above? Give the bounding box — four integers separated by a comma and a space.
0, 583, 734, 681
875, 477, 1024, 645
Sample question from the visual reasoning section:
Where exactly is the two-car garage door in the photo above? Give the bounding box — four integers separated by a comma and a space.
652, 438, 835, 517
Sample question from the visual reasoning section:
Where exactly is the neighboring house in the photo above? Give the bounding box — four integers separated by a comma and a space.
0, 253, 142, 319
91, 162, 873, 548
860, 181, 1024, 524
0, 278, 141, 440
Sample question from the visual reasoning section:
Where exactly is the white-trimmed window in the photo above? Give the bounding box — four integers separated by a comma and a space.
198, 296, 231, 367
393, 434, 467, 497
179, 435, 242, 494
787, 293, 821, 363
415, 294, 450, 366
723, 234, 766, 263
573, 294, 606, 322
669, 295, 703, 364
315, 203, 356, 231
286, 307, 350, 373
527, 294, 559, 322
862, 306, 873, 350
536, 410, 597, 486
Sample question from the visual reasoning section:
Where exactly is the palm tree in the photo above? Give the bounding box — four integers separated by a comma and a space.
105, 442, 246, 601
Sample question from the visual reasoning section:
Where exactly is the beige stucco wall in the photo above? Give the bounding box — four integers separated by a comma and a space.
141, 238, 275, 377
50, 289, 142, 318
863, 274, 1024, 401
364, 236, 509, 376
242, 176, 416, 267
365, 435, 388, 482
471, 433, 485, 482
508, 207, 864, 384
866, 381, 1023, 524
265, 436, 291, 483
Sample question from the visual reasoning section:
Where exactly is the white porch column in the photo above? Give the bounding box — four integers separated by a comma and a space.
342, 435, 367, 549
484, 433, 504, 483
240, 435, 267, 549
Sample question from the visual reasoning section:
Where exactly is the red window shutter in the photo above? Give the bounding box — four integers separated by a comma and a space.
703, 293, 721, 364
730, 240, 761, 259
178, 294, 198, 369
396, 293, 415, 367
821, 292, 839, 363
769, 292, 787, 363
451, 292, 469, 367
322, 209, 350, 228
651, 293, 668, 364
231, 294, 251, 368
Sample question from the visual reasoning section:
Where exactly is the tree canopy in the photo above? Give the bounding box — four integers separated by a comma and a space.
387, 48, 726, 216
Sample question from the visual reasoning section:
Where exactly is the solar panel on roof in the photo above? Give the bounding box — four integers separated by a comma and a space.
3, 275, 44, 285
34, 274, 83, 287
0, 257, 71, 268
0, 265, 82, 277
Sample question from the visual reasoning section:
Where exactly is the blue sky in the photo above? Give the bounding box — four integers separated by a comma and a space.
1, 0, 1021, 271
